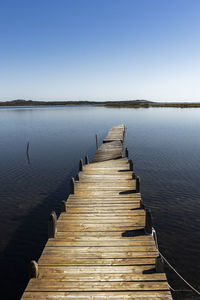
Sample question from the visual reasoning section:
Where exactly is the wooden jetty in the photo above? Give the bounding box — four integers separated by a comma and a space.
21, 125, 172, 299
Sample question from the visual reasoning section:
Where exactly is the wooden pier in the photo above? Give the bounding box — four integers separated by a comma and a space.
21, 125, 172, 299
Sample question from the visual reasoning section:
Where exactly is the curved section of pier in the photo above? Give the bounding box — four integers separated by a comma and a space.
21, 125, 172, 299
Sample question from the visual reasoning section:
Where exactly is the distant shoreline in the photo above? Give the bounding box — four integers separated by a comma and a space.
1, 99, 200, 108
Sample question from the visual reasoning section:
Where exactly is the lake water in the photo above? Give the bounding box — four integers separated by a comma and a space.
0, 105, 200, 299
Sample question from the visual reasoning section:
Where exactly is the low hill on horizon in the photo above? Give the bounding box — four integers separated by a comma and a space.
0, 99, 200, 108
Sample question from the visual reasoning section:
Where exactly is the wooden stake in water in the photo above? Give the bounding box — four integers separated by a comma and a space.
95, 134, 98, 149
79, 159, 83, 171
136, 176, 140, 192
70, 177, 75, 194
156, 256, 164, 273
26, 141, 30, 164
26, 141, 30, 153
85, 155, 89, 164
61, 200, 67, 212
125, 147, 128, 158
145, 208, 152, 234
140, 198, 145, 209
129, 159, 133, 171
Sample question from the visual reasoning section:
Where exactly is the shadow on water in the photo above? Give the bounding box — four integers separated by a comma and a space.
0, 176, 71, 300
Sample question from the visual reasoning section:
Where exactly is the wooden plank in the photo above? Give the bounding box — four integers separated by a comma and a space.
46, 240, 155, 247
49, 233, 153, 240
22, 291, 172, 299
26, 280, 169, 291
68, 194, 141, 199
38, 258, 156, 265
64, 208, 141, 213
56, 225, 145, 232
37, 272, 166, 281
37, 265, 156, 274
55, 231, 148, 238
60, 212, 145, 218
43, 245, 156, 251
40, 252, 158, 259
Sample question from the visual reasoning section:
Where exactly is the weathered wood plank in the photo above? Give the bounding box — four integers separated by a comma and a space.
22, 291, 172, 299
37, 272, 166, 281
46, 240, 155, 247
37, 265, 156, 274
38, 257, 156, 265
26, 280, 169, 291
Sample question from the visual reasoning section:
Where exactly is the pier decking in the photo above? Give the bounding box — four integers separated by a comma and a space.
21, 125, 172, 299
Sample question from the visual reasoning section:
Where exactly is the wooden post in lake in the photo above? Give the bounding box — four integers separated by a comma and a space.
95, 134, 98, 149
79, 159, 83, 171
85, 155, 89, 164
70, 177, 75, 194
129, 159, 133, 171
132, 172, 136, 179
125, 147, 128, 158
26, 141, 30, 154
156, 256, 165, 273
28, 260, 38, 278
140, 198, 145, 209
61, 200, 67, 212
145, 208, 152, 234
26, 141, 30, 164
136, 176, 140, 192
48, 211, 57, 238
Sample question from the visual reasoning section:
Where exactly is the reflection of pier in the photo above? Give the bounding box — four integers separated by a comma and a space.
21, 125, 172, 299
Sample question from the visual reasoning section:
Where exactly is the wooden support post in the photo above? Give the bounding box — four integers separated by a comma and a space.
140, 199, 145, 209
26, 141, 30, 164
145, 208, 152, 235
129, 159, 133, 171
61, 200, 67, 212
132, 172, 136, 179
48, 211, 57, 238
95, 134, 98, 149
125, 147, 128, 158
28, 260, 39, 278
85, 155, 89, 164
26, 141, 30, 155
70, 177, 75, 194
79, 159, 83, 171
156, 256, 164, 273
75, 173, 79, 181
136, 176, 140, 193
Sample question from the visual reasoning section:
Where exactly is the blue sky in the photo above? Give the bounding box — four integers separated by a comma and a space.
1, 0, 200, 102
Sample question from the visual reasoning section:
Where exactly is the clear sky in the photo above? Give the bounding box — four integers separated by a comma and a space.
1, 0, 200, 102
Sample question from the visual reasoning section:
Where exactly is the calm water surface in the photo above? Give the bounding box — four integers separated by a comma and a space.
0, 106, 200, 299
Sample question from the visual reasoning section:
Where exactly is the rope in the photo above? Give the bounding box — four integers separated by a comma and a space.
152, 227, 200, 296
169, 283, 193, 293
